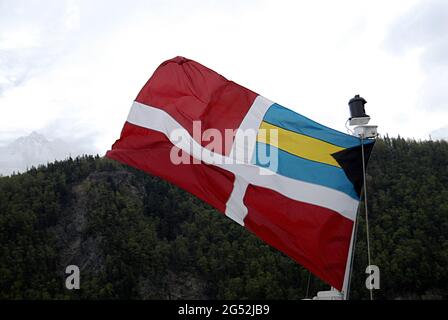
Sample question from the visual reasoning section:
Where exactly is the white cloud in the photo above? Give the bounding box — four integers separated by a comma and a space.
384, 0, 448, 134
0, 0, 446, 156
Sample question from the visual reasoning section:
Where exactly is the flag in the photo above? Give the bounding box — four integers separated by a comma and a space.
106, 56, 375, 291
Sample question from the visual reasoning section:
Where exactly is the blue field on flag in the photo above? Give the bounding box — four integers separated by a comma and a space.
263, 103, 362, 149
252, 142, 360, 200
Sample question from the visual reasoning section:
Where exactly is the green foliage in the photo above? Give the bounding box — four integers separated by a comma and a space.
350, 136, 448, 299
0, 137, 447, 299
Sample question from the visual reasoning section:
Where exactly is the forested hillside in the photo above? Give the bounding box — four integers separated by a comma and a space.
0, 137, 447, 299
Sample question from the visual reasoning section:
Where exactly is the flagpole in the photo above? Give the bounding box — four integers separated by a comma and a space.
361, 136, 374, 300
342, 134, 370, 300
342, 198, 361, 299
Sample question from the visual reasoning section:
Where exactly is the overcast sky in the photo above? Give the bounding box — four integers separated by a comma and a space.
1, 0, 447, 154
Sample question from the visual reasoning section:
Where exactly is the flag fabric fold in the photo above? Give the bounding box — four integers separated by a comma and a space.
106, 56, 375, 291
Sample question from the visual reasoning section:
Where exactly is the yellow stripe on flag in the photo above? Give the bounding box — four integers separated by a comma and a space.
257, 121, 344, 168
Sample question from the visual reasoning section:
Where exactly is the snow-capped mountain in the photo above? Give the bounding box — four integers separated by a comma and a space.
431, 126, 448, 141
0, 132, 80, 175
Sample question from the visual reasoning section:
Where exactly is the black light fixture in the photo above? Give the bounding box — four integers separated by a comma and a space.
348, 94, 370, 126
